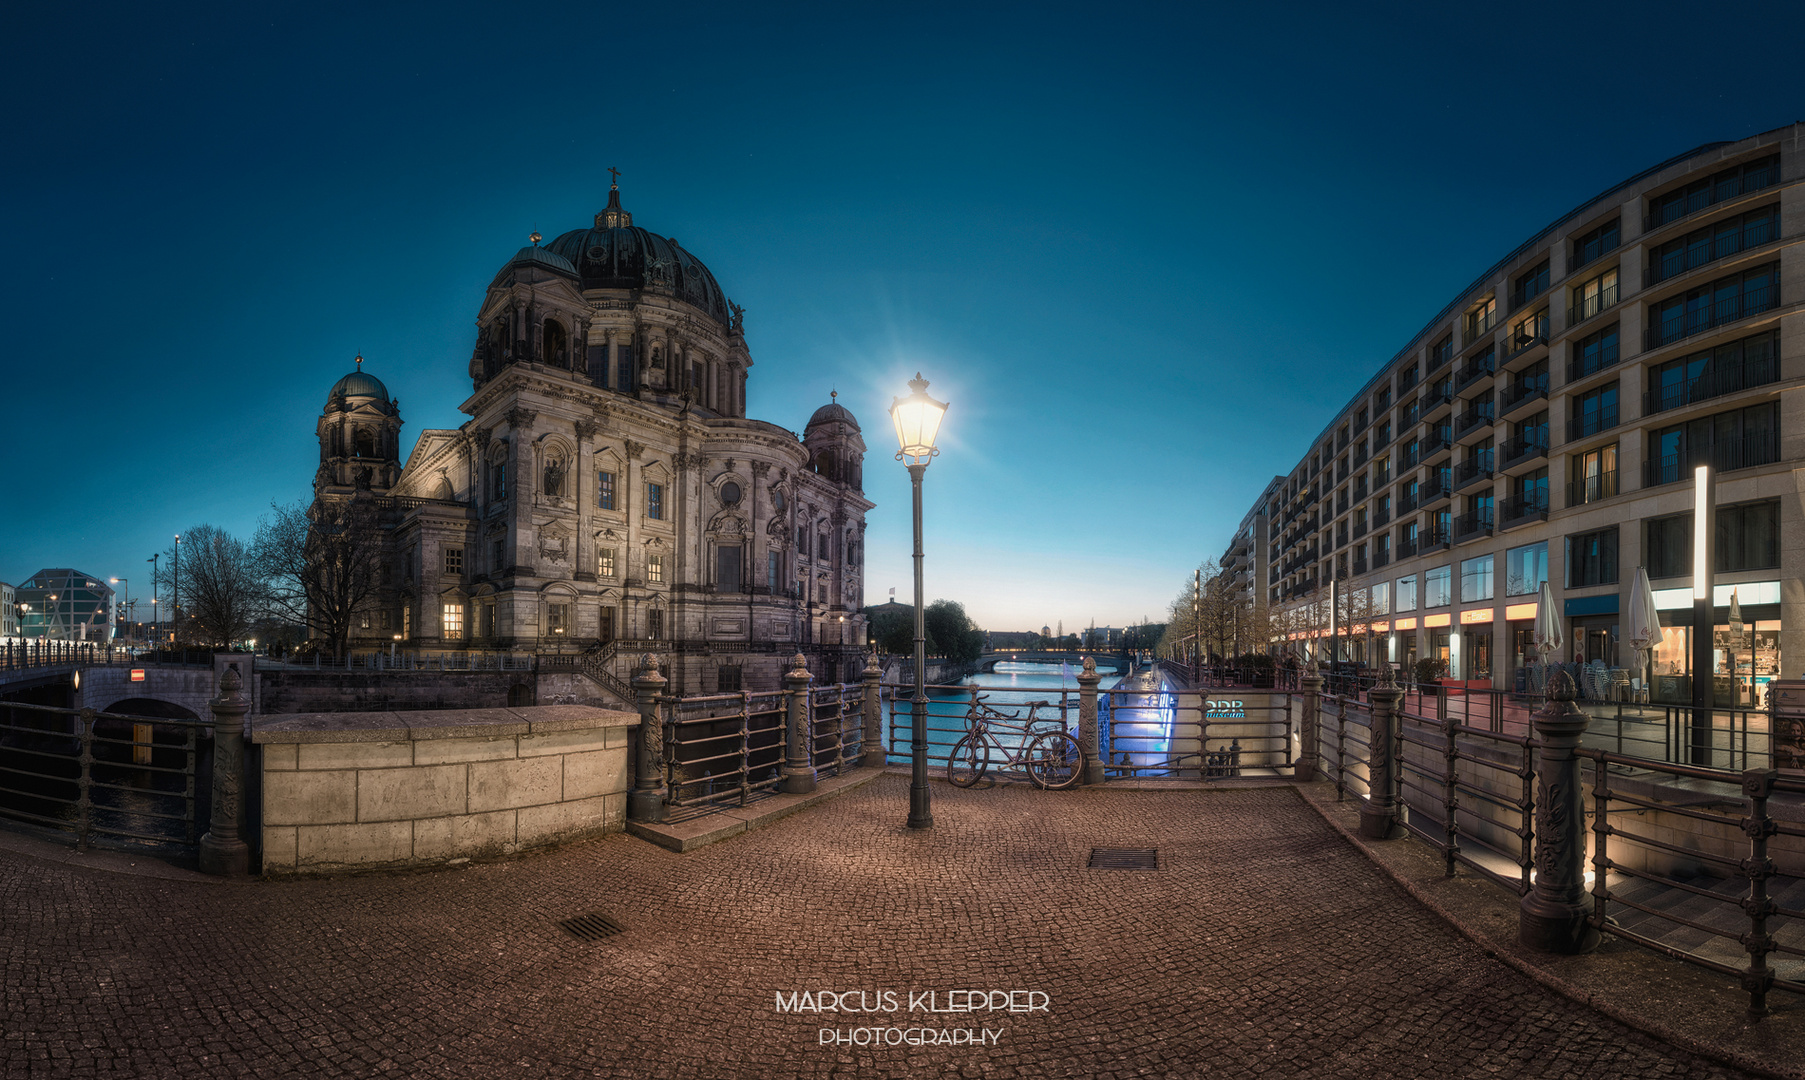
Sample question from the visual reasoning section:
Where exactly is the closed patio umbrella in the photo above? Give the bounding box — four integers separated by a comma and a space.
1626, 566, 1660, 703
1728, 588, 1744, 705
1534, 580, 1563, 692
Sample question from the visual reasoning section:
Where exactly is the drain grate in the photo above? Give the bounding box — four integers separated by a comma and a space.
558, 911, 627, 941
1087, 847, 1159, 870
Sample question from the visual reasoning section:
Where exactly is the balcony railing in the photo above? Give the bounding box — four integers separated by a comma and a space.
1567, 345, 1623, 384
1643, 351, 1781, 416
1453, 401, 1494, 438
1336, 494, 1349, 515
1353, 519, 1368, 539
1451, 507, 1494, 544
1502, 316, 1548, 362
1398, 489, 1419, 514
1352, 478, 1368, 500
1454, 451, 1494, 489
1643, 207, 1779, 288
1644, 158, 1780, 232
1373, 548, 1391, 569
1566, 409, 1619, 442
1420, 385, 1454, 413
1352, 557, 1368, 575
1400, 444, 1420, 469
1566, 470, 1619, 507
1353, 445, 1369, 467
1374, 505, 1391, 527
1425, 524, 1452, 549
1396, 368, 1420, 394
1643, 430, 1782, 487
1499, 432, 1548, 470
1421, 473, 1452, 503
1568, 232, 1619, 274
1499, 375, 1548, 413
1455, 353, 1496, 392
1499, 490, 1549, 526
1400, 404, 1421, 429
1647, 270, 1779, 349
1567, 280, 1619, 326
1422, 428, 1453, 456
1397, 537, 1418, 559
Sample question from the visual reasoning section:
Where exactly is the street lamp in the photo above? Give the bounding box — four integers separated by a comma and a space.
1690, 464, 1715, 765
889, 372, 947, 831
110, 578, 127, 645
173, 535, 182, 650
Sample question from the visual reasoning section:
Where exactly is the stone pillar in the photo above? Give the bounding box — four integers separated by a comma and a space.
1077, 656, 1105, 785
627, 653, 668, 823
1520, 670, 1600, 954
1360, 666, 1404, 839
782, 652, 817, 794
198, 664, 251, 877
1296, 672, 1323, 781
860, 651, 883, 767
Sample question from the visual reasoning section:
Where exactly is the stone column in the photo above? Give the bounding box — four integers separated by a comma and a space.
860, 651, 883, 767
1077, 656, 1105, 785
1520, 669, 1600, 953
1359, 666, 1404, 839
782, 652, 817, 794
627, 653, 668, 823
198, 664, 251, 877
1296, 671, 1323, 781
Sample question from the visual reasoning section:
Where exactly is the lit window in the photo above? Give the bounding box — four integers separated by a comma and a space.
647, 554, 664, 583
548, 603, 569, 635
443, 603, 464, 640
598, 547, 616, 578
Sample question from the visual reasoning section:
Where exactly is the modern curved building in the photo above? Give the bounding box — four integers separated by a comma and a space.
1254, 122, 1802, 706
309, 180, 872, 696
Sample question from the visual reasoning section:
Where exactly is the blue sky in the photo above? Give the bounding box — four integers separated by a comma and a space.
3, 1, 1801, 632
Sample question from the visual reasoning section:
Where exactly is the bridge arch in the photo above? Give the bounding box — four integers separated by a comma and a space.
96, 697, 202, 721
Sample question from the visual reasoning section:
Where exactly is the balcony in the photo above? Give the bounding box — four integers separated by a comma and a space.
1498, 432, 1548, 470
1647, 269, 1779, 349
1567, 280, 1620, 327
1421, 473, 1452, 504
1336, 494, 1349, 516
1396, 367, 1420, 394
1427, 346, 1453, 375
1372, 424, 1393, 451
1352, 557, 1368, 575
1425, 524, 1452, 550
1374, 505, 1391, 527
1353, 518, 1368, 539
1398, 537, 1419, 559
1335, 527, 1349, 549
1352, 477, 1368, 500
1455, 352, 1496, 391
1398, 489, 1419, 514
1400, 443, 1420, 469
1643, 206, 1779, 288
1502, 315, 1548, 362
1568, 232, 1619, 274
1421, 428, 1453, 457
1400, 404, 1421, 429
1499, 490, 1549, 528
1373, 548, 1391, 570
1567, 409, 1619, 442
1451, 507, 1494, 545
1453, 400, 1494, 440
1643, 351, 1780, 416
1498, 375, 1548, 416
1420, 385, 1455, 420
1566, 470, 1618, 507
1353, 445, 1369, 467
1643, 430, 1782, 487
1454, 451, 1494, 491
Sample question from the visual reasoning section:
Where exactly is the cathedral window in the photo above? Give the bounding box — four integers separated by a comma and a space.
647, 608, 664, 639
647, 553, 664, 583
598, 470, 616, 510
647, 482, 664, 520
491, 539, 504, 572
717, 665, 742, 692
443, 603, 464, 640
548, 604, 570, 635
797, 527, 808, 556
717, 545, 742, 591
768, 552, 781, 591
720, 481, 741, 506
444, 548, 463, 575
598, 547, 616, 578
379, 611, 391, 630
353, 429, 374, 458
616, 345, 636, 392
490, 461, 507, 501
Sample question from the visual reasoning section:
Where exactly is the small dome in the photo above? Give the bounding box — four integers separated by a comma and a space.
327, 362, 394, 414
806, 400, 859, 432
507, 244, 576, 277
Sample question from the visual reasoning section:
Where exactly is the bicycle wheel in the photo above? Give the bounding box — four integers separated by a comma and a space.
946, 734, 988, 787
1024, 732, 1083, 790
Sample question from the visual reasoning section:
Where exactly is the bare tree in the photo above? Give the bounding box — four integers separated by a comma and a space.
255, 498, 386, 660
151, 525, 266, 647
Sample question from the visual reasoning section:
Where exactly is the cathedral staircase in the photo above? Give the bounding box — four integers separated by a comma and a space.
579, 639, 636, 704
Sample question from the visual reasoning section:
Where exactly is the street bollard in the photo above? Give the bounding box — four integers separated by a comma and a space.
1520, 669, 1600, 954
860, 652, 883, 767
199, 664, 251, 876
1077, 657, 1104, 785
627, 654, 668, 823
1296, 672, 1323, 782
782, 653, 817, 794
1360, 665, 1404, 840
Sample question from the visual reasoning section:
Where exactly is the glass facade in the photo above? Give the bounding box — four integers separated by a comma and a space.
15, 569, 115, 641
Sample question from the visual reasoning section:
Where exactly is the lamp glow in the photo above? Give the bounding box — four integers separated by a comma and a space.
1692, 465, 1709, 600
888, 373, 948, 464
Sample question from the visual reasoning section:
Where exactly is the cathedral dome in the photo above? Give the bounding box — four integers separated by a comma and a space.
806, 400, 860, 432
326, 360, 393, 413
534, 183, 732, 325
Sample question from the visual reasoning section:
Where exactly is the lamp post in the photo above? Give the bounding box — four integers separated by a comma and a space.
172, 535, 182, 650
1690, 464, 1715, 765
147, 553, 160, 645
110, 578, 127, 645
889, 373, 948, 831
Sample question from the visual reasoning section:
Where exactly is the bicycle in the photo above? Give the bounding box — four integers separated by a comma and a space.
946, 693, 1084, 790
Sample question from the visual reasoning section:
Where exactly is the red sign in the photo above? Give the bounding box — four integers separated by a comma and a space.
129, 669, 145, 682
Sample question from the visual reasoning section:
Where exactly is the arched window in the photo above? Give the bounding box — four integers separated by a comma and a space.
815, 449, 837, 480
543, 320, 568, 368
353, 428, 375, 458
490, 458, 507, 501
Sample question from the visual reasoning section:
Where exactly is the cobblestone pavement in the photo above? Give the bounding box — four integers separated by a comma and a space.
1, 778, 1764, 1079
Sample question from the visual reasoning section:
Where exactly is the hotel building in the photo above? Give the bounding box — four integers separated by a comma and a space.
1256, 122, 1803, 706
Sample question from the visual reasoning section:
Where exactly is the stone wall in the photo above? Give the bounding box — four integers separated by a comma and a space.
256, 670, 540, 715
254, 704, 637, 874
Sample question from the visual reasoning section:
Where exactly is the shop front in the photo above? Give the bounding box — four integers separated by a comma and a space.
1644, 582, 1782, 707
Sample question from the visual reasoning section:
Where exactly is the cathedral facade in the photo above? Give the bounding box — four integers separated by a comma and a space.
310, 182, 872, 698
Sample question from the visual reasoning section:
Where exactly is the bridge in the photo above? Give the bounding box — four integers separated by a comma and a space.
975, 650, 1129, 674
2, 653, 228, 723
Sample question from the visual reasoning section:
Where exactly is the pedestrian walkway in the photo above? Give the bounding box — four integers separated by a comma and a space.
5, 774, 1796, 1078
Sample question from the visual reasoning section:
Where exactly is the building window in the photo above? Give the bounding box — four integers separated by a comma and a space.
1570, 382, 1619, 440
1504, 541, 1547, 596
717, 545, 742, 591
1570, 323, 1619, 381
1370, 581, 1389, 615
1645, 329, 1780, 416
818, 532, 830, 560
379, 610, 391, 630
616, 344, 637, 392
1396, 574, 1418, 612
1647, 263, 1780, 348
647, 482, 664, 520
1645, 513, 1691, 579
1646, 204, 1779, 286
646, 608, 664, 639
598, 470, 616, 510
1459, 555, 1493, 603
1719, 500, 1780, 572
1465, 297, 1496, 341
491, 539, 505, 573
768, 551, 781, 591
1511, 258, 1550, 309
444, 547, 463, 576
547, 603, 569, 635
1569, 444, 1617, 505
647, 553, 664, 584
1646, 154, 1780, 230
1423, 565, 1451, 608
1569, 267, 1619, 324
443, 603, 464, 640
1571, 217, 1620, 271
490, 460, 507, 500
1567, 528, 1618, 588
797, 526, 809, 556
718, 665, 743, 692
359, 612, 371, 630
598, 547, 616, 578
1647, 401, 1780, 486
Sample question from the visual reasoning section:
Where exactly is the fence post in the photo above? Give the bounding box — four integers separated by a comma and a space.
1740, 767, 1779, 1014
199, 664, 251, 876
1519, 669, 1599, 954
782, 652, 817, 794
1296, 672, 1323, 781
627, 653, 668, 823
1077, 656, 1104, 785
860, 652, 883, 767
1360, 666, 1403, 839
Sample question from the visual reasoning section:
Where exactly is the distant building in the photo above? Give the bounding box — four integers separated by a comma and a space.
986, 630, 1039, 650
15, 570, 115, 641
1, 582, 15, 638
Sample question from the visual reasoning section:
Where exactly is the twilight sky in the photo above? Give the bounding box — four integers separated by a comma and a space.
3, 2, 1801, 632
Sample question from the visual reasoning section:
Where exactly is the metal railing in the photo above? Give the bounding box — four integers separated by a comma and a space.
1100, 686, 1293, 779
1567, 470, 1618, 506
1566, 409, 1618, 442
1647, 270, 1779, 349
1498, 432, 1547, 469
1567, 280, 1620, 326
1643, 431, 1781, 487
0, 699, 214, 851
1451, 507, 1493, 544
808, 683, 864, 777
1498, 376, 1547, 413
661, 679, 870, 813
1643, 350, 1781, 416
1318, 693, 1373, 804
1499, 490, 1549, 525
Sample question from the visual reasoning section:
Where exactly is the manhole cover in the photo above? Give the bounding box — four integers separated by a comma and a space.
1088, 847, 1158, 870
558, 912, 626, 941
